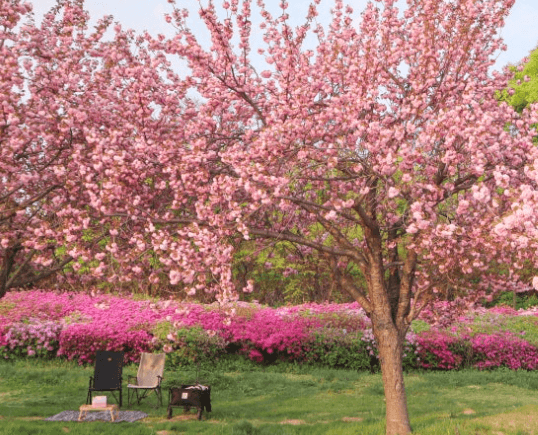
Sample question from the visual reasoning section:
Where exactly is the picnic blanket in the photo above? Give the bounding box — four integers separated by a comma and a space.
44, 410, 148, 422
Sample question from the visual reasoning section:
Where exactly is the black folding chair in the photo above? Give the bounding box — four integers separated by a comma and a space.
86, 351, 124, 408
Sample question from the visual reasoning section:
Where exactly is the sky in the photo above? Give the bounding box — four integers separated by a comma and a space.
31, 0, 538, 71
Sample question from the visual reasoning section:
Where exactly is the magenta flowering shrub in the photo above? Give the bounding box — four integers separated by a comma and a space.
2, 319, 62, 359
2, 290, 538, 371
58, 324, 154, 365
415, 331, 467, 369
416, 331, 538, 371
471, 333, 538, 370
0, 290, 80, 327
161, 304, 225, 331
225, 308, 320, 363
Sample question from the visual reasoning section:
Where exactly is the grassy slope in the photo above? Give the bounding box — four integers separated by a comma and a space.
1, 358, 538, 434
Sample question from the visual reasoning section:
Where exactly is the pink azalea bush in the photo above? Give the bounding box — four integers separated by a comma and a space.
0, 290, 178, 364
57, 324, 154, 365
1, 289, 538, 370
470, 333, 538, 370
415, 331, 538, 371
224, 308, 320, 363
1, 319, 62, 360
415, 331, 468, 370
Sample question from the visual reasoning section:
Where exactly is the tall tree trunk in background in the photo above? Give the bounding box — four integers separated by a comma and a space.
513, 290, 517, 310
0, 246, 17, 299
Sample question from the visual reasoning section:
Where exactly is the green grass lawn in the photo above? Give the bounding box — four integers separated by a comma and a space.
1, 357, 538, 434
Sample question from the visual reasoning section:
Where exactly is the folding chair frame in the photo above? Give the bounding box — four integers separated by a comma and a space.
127, 353, 166, 408
127, 375, 163, 407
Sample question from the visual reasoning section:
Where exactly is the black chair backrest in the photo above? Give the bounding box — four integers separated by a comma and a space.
94, 351, 124, 390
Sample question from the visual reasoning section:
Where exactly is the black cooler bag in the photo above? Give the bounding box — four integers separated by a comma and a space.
167, 385, 211, 420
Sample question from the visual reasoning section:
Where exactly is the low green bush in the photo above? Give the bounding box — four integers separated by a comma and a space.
487, 291, 538, 310
151, 322, 228, 368
410, 319, 431, 334
302, 329, 373, 371
502, 316, 538, 347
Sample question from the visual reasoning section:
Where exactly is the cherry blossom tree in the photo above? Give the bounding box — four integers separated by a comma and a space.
58, 0, 538, 432
5, 0, 538, 433
0, 0, 181, 297
0, 0, 80, 297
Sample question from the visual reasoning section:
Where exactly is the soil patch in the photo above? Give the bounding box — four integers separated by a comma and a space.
280, 419, 306, 425
471, 405, 538, 434
342, 416, 364, 422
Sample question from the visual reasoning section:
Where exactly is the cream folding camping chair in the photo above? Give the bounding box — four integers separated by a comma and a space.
127, 353, 165, 407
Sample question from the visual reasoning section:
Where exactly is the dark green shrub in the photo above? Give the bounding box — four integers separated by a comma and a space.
487, 291, 538, 310
302, 329, 372, 371
151, 322, 228, 368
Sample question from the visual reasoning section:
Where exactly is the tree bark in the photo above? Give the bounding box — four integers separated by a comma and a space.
375, 322, 412, 435
0, 245, 19, 299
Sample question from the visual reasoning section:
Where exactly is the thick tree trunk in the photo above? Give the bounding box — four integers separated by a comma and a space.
375, 322, 412, 435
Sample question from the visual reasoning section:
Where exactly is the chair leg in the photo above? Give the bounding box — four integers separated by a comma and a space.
156, 387, 162, 407
108, 390, 122, 408
127, 388, 162, 407
152, 388, 161, 408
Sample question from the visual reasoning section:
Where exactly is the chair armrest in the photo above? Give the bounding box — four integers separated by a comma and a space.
157, 375, 163, 386
88, 376, 94, 388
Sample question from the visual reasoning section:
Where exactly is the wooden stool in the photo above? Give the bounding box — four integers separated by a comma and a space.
78, 404, 119, 422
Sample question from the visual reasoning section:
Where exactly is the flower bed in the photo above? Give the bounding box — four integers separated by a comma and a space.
1, 289, 538, 371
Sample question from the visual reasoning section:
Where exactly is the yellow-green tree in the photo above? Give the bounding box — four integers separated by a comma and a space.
505, 46, 538, 114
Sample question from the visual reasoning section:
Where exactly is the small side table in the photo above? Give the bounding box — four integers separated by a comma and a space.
78, 404, 119, 422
